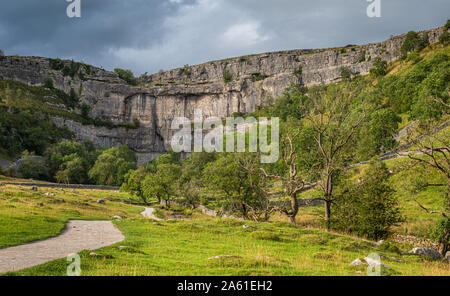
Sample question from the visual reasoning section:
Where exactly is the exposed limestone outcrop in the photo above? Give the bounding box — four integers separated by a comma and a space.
0, 26, 446, 164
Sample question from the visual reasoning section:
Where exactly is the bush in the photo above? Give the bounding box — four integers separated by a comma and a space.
114, 68, 137, 86
370, 57, 388, 76
49, 58, 64, 71
439, 31, 450, 45
223, 70, 232, 83
293, 66, 303, 77
332, 160, 403, 240
400, 31, 428, 58
44, 78, 54, 89
340, 67, 352, 79
183, 65, 192, 77
18, 152, 48, 180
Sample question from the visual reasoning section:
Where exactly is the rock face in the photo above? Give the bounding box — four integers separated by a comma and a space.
0, 27, 446, 164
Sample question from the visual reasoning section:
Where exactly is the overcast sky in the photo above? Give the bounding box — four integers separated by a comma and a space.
0, 0, 448, 75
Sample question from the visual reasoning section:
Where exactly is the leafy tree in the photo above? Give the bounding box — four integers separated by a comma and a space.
114, 68, 137, 86
203, 153, 271, 220
400, 31, 428, 58
269, 85, 308, 121
357, 108, 401, 157
18, 151, 48, 180
301, 86, 367, 228
88, 145, 136, 186
370, 57, 388, 76
332, 160, 402, 240
141, 163, 181, 205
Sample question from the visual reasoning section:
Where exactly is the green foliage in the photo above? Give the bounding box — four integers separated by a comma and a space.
88, 146, 137, 186
439, 31, 450, 45
62, 60, 82, 79
18, 151, 48, 180
46, 141, 100, 184
269, 84, 307, 121
370, 57, 388, 76
332, 160, 403, 240
0, 106, 71, 157
293, 66, 303, 77
400, 31, 428, 58
44, 78, 54, 89
251, 73, 266, 82
430, 218, 450, 255
141, 163, 181, 203
359, 51, 366, 63
183, 64, 192, 77
80, 103, 91, 119
114, 68, 137, 86
357, 108, 401, 157
223, 70, 232, 83
49, 58, 65, 71
340, 67, 352, 79
445, 19, 450, 30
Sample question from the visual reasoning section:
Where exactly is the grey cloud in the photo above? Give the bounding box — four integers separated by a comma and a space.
0, 0, 448, 75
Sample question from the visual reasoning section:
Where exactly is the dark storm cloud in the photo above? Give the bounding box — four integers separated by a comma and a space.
0, 0, 449, 75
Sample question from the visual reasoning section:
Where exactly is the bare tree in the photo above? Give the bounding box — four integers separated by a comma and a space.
258, 129, 313, 224
304, 92, 367, 229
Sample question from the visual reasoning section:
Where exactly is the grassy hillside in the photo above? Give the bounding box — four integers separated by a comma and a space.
0, 182, 448, 276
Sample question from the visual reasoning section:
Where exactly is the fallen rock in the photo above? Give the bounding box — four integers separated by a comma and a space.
72, 189, 79, 194
375, 240, 384, 247
55, 198, 65, 203
89, 252, 102, 257
97, 199, 105, 205
410, 248, 443, 260
208, 255, 239, 260
44, 192, 55, 197
113, 216, 123, 220
31, 186, 38, 191
350, 259, 366, 266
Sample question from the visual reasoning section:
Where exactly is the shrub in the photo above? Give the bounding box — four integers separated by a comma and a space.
18, 152, 49, 180
49, 58, 64, 71
439, 31, 450, 45
223, 70, 232, 83
44, 78, 54, 89
445, 19, 450, 30
251, 73, 266, 82
340, 67, 352, 79
359, 51, 366, 63
332, 160, 403, 240
370, 57, 388, 76
400, 31, 428, 58
114, 68, 137, 86
80, 103, 91, 119
293, 66, 303, 77
183, 64, 192, 77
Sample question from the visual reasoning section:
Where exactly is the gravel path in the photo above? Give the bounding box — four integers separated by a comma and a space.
0, 220, 124, 274
141, 208, 162, 221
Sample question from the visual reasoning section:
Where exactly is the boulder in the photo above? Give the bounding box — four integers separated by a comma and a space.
31, 186, 38, 191
350, 259, 366, 266
113, 216, 123, 220
410, 248, 443, 260
97, 199, 105, 204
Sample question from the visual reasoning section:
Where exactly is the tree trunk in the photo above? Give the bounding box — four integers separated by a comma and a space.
324, 200, 331, 230
289, 193, 299, 225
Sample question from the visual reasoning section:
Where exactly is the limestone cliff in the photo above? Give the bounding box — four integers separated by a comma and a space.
0, 26, 446, 164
